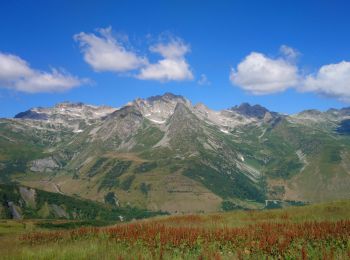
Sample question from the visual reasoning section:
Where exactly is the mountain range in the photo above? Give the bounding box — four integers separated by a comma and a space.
1, 92, 350, 214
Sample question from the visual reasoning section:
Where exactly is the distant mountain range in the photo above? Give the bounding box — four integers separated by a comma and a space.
1, 92, 350, 214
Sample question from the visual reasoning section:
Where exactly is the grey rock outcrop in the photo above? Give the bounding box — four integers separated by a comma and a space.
30, 157, 59, 172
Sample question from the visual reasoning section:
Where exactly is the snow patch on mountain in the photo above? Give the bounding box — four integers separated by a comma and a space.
220, 129, 229, 134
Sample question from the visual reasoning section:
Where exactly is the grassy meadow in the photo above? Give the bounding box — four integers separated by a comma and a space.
1, 200, 350, 259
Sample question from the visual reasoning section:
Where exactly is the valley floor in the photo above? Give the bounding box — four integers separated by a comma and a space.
1, 200, 350, 259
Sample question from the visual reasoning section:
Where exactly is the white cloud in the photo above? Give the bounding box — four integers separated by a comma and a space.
74, 27, 147, 72
74, 28, 194, 82
197, 74, 210, 85
230, 52, 298, 95
230, 46, 350, 103
137, 59, 193, 81
301, 61, 350, 102
137, 39, 193, 81
279, 45, 300, 61
0, 52, 84, 93
14, 69, 85, 93
150, 40, 189, 59
0, 53, 32, 80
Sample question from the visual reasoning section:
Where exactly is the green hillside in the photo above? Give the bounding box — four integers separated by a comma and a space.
2, 94, 350, 213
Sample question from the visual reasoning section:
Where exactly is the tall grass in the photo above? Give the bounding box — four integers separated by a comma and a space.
18, 219, 350, 259
2, 200, 350, 259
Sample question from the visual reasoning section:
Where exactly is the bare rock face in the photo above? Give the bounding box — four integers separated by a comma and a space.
30, 157, 59, 172
7, 202, 22, 219
263, 112, 273, 123
97, 105, 144, 142
50, 204, 68, 218
19, 186, 36, 208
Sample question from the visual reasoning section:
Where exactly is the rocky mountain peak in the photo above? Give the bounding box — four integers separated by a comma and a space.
231, 103, 271, 119
147, 92, 187, 103
295, 107, 350, 121
194, 102, 210, 112
173, 101, 190, 114
14, 110, 48, 120
130, 92, 191, 124
107, 105, 142, 119
167, 102, 200, 143
14, 102, 117, 121
54, 101, 85, 109
299, 109, 322, 116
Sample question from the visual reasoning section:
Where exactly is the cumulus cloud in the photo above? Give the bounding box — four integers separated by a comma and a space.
0, 52, 84, 93
301, 61, 350, 102
74, 27, 147, 72
137, 39, 193, 81
74, 27, 194, 82
230, 45, 350, 103
230, 52, 299, 95
14, 69, 85, 93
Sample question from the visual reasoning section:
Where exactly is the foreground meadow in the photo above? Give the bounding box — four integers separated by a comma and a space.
1, 200, 350, 259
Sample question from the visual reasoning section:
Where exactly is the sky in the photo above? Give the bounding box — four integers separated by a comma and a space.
1, 0, 350, 117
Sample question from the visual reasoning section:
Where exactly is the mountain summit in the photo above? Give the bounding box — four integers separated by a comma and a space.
231, 103, 272, 119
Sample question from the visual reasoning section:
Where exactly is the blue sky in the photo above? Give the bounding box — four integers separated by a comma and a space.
1, 0, 350, 117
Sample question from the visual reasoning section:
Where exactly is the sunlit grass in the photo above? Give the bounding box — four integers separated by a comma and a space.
1, 200, 350, 259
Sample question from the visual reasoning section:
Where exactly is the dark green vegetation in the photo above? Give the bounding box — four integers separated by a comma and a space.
183, 162, 265, 202
140, 182, 151, 196
221, 200, 244, 211
86, 157, 109, 177
35, 220, 114, 229
0, 121, 44, 181
0, 184, 165, 221
104, 192, 118, 206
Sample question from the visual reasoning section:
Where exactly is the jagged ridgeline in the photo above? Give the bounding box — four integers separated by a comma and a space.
1, 93, 350, 214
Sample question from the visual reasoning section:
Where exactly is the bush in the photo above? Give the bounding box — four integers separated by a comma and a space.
140, 183, 151, 196
120, 175, 135, 191
221, 201, 244, 211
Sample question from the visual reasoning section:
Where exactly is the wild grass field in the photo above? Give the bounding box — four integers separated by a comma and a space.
1, 200, 350, 259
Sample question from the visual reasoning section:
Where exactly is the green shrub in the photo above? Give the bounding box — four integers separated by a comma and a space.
221, 201, 244, 211
140, 183, 151, 196
104, 192, 118, 207
120, 175, 135, 191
